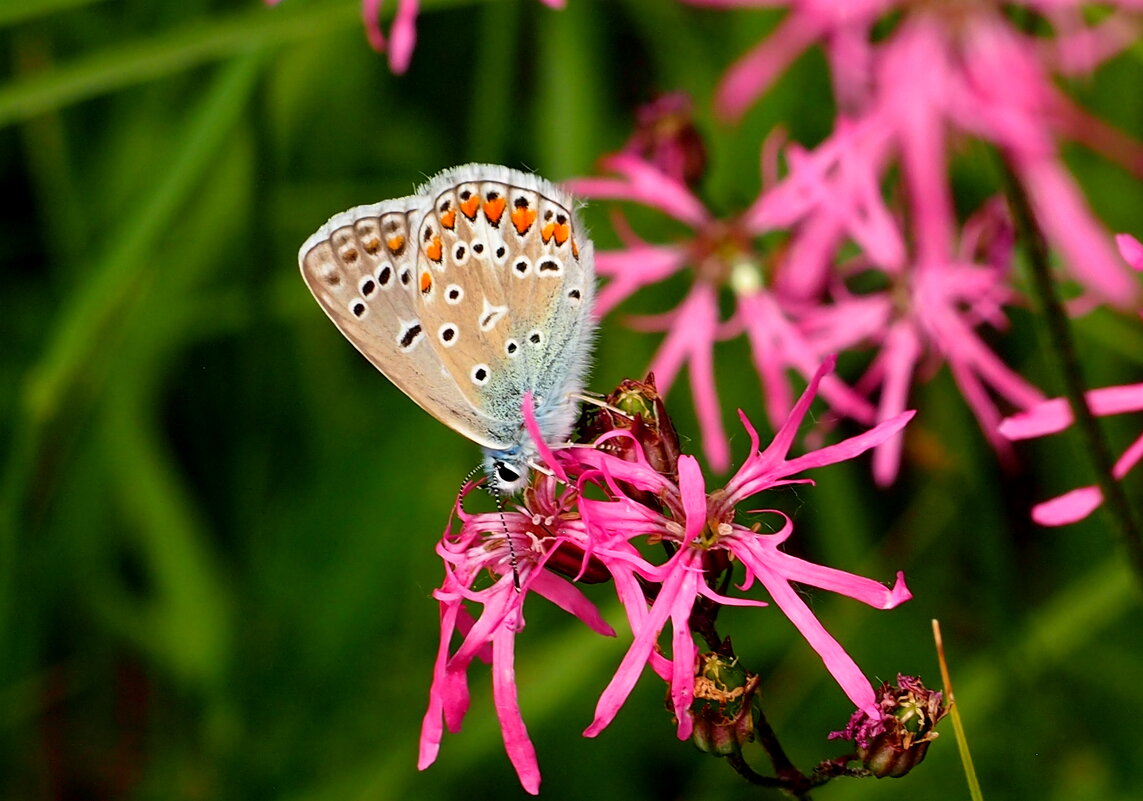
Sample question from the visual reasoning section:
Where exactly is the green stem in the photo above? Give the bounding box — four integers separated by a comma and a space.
1004, 165, 1143, 588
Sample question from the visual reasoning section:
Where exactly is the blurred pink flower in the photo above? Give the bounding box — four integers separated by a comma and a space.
568, 153, 875, 471
683, 0, 1142, 307
270, 0, 566, 74
752, 116, 1044, 483
999, 383, 1143, 526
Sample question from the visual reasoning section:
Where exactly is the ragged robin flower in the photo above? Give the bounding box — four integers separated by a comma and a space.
419, 357, 915, 792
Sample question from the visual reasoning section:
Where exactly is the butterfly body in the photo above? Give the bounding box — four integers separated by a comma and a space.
299, 164, 595, 492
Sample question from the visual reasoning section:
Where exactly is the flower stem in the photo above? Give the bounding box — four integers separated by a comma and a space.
753, 706, 814, 799
1003, 165, 1143, 586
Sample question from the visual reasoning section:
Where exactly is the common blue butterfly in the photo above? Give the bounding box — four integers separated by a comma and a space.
299, 164, 596, 493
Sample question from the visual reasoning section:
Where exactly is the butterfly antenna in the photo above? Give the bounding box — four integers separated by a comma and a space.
489, 484, 522, 591
458, 465, 484, 504
574, 392, 635, 419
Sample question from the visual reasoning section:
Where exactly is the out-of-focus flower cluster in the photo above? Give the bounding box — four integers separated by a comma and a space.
419, 361, 914, 793
573, 0, 1143, 489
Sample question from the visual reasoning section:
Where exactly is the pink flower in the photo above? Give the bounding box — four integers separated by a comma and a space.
779, 154, 1045, 482
420, 360, 914, 790
417, 480, 616, 795
684, 0, 1142, 307
568, 152, 875, 471
566, 358, 913, 736
269, 0, 566, 74
697, 112, 1042, 483
999, 383, 1143, 525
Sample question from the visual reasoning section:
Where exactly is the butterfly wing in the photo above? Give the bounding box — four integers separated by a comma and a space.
411, 164, 596, 447
298, 195, 514, 450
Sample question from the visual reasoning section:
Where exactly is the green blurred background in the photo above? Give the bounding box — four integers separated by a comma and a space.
3, 0, 1143, 799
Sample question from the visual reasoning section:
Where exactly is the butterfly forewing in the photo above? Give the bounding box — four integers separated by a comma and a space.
299, 164, 597, 487
298, 196, 511, 450
412, 166, 594, 439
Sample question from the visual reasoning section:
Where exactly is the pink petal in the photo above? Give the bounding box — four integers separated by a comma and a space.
1000, 383, 1143, 439
782, 410, 915, 478
871, 322, 921, 486
593, 246, 688, 316
362, 0, 386, 52
491, 623, 542, 794
1017, 158, 1140, 307
569, 154, 710, 227
387, 0, 419, 74
644, 285, 731, 469
1116, 233, 1143, 271
759, 355, 839, 467
677, 456, 708, 544
752, 560, 877, 714
586, 549, 702, 737
1112, 432, 1143, 480
1032, 486, 1102, 526
522, 391, 567, 482
529, 570, 616, 636
757, 543, 911, 609
669, 603, 698, 740
998, 397, 1072, 439
418, 601, 465, 770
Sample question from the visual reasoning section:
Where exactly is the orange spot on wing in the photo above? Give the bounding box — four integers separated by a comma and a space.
483, 196, 506, 225
571, 238, 580, 259
425, 235, 443, 263
512, 206, 537, 235
553, 222, 569, 245
440, 207, 457, 229
541, 222, 555, 244
420, 271, 433, 294
460, 195, 480, 220
386, 235, 405, 253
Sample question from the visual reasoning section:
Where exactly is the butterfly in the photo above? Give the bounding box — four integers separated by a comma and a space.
298, 164, 596, 494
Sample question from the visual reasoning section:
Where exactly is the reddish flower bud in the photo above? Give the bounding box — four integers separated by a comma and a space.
623, 92, 708, 189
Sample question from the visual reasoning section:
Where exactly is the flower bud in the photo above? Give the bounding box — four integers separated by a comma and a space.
830, 675, 947, 778
623, 92, 708, 189
689, 653, 760, 757
578, 374, 681, 485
